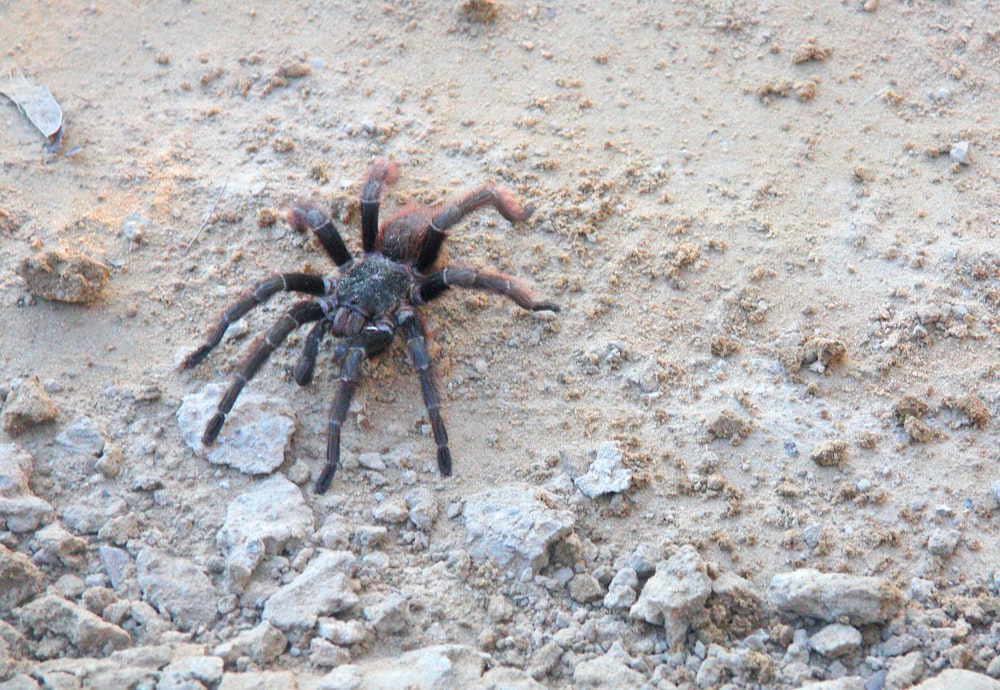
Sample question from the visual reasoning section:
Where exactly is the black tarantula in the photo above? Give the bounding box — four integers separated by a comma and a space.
182, 161, 560, 494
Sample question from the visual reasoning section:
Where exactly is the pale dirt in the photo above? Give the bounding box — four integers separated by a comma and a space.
2, 0, 999, 682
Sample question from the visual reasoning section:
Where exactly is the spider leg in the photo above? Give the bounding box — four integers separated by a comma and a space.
288, 200, 353, 267
183, 273, 330, 369
293, 318, 331, 385
202, 300, 324, 445
361, 160, 400, 253
416, 186, 534, 272
398, 308, 452, 478
418, 266, 560, 313
315, 325, 394, 494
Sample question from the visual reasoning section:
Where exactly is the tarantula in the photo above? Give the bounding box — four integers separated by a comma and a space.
182, 160, 559, 493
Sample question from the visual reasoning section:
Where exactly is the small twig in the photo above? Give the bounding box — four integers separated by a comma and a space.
184, 178, 229, 255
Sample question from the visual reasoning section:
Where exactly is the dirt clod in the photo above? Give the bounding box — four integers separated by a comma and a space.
18, 250, 110, 304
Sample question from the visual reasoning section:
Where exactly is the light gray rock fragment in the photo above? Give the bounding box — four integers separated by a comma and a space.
372, 497, 408, 524
0, 442, 53, 533
768, 568, 903, 625
574, 442, 632, 498
319, 644, 491, 690
310, 637, 351, 668
629, 544, 711, 648
54, 415, 106, 457
1, 376, 57, 435
406, 487, 439, 531
604, 567, 638, 610
809, 623, 862, 658
912, 670, 1000, 690
573, 641, 646, 689
159, 655, 224, 689
216, 474, 314, 591
926, 528, 960, 557
463, 484, 575, 575
262, 550, 358, 632
17, 595, 131, 655
176, 383, 295, 475
363, 592, 409, 635
317, 618, 370, 647
136, 547, 218, 631
0, 544, 44, 615
213, 621, 287, 665
62, 489, 128, 534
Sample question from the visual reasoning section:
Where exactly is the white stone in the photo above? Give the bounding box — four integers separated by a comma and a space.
574, 442, 632, 498
262, 550, 358, 632
768, 568, 903, 625
629, 545, 711, 648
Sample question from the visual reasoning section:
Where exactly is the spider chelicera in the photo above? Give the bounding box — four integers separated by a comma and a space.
182, 160, 560, 493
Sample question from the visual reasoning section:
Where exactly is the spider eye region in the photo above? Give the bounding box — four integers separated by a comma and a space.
330, 255, 411, 335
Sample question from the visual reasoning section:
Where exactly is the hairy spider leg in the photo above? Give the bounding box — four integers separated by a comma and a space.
360, 160, 400, 253
398, 309, 452, 478
182, 273, 329, 369
418, 266, 560, 313
415, 186, 536, 272
287, 200, 352, 267
202, 301, 325, 445
293, 318, 331, 385
315, 326, 394, 494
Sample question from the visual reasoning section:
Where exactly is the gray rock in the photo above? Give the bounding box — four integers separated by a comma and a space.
809, 623, 862, 658
949, 141, 971, 166
216, 474, 314, 591
527, 639, 563, 680
217, 670, 298, 689
17, 595, 131, 655
575, 442, 632, 498
0, 543, 44, 615
363, 592, 409, 634
32, 522, 88, 568
62, 489, 128, 534
768, 568, 904, 625
406, 487, 439, 531
262, 550, 358, 632
317, 618, 370, 647
463, 484, 575, 575
323, 644, 489, 690
568, 573, 604, 603
372, 497, 408, 524
99, 545, 136, 593
1, 376, 57, 435
573, 642, 645, 689
159, 655, 224, 689
54, 415, 106, 457
0, 443, 53, 533
926, 528, 960, 557
0, 673, 40, 690
213, 621, 287, 665
310, 637, 351, 668
630, 544, 711, 648
176, 384, 295, 476
801, 678, 865, 689
885, 651, 924, 689
911, 670, 1000, 690
136, 547, 218, 631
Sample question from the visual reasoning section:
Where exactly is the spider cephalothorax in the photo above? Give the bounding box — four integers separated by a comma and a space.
182, 160, 559, 493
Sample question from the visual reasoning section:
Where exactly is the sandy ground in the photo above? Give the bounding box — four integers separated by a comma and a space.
2, 0, 999, 686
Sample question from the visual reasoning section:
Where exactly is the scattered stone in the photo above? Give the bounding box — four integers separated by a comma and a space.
216, 474, 314, 591
0, 443, 54, 532
262, 550, 358, 632
213, 621, 287, 665
1, 376, 57, 435
18, 249, 110, 303
357, 452, 386, 471
706, 409, 754, 444
176, 384, 295, 476
218, 670, 299, 690
630, 544, 712, 648
573, 641, 646, 689
54, 415, 106, 456
709, 571, 767, 638
926, 528, 960, 557
310, 637, 351, 668
159, 655, 224, 689
463, 484, 575, 575
0, 543, 44, 615
32, 522, 88, 568
568, 573, 604, 604
316, 618, 370, 647
372, 497, 409, 524
61, 489, 128, 534
604, 567, 638, 610
363, 592, 409, 635
405, 487, 439, 531
330, 644, 491, 689
527, 639, 563, 680
99, 545, 136, 593
136, 547, 218, 632
768, 569, 904, 625
949, 141, 971, 166
17, 595, 131, 655
809, 623, 863, 658
810, 440, 848, 467
575, 442, 632, 498
0, 442, 34, 495
884, 650, 924, 689
911, 670, 1000, 689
